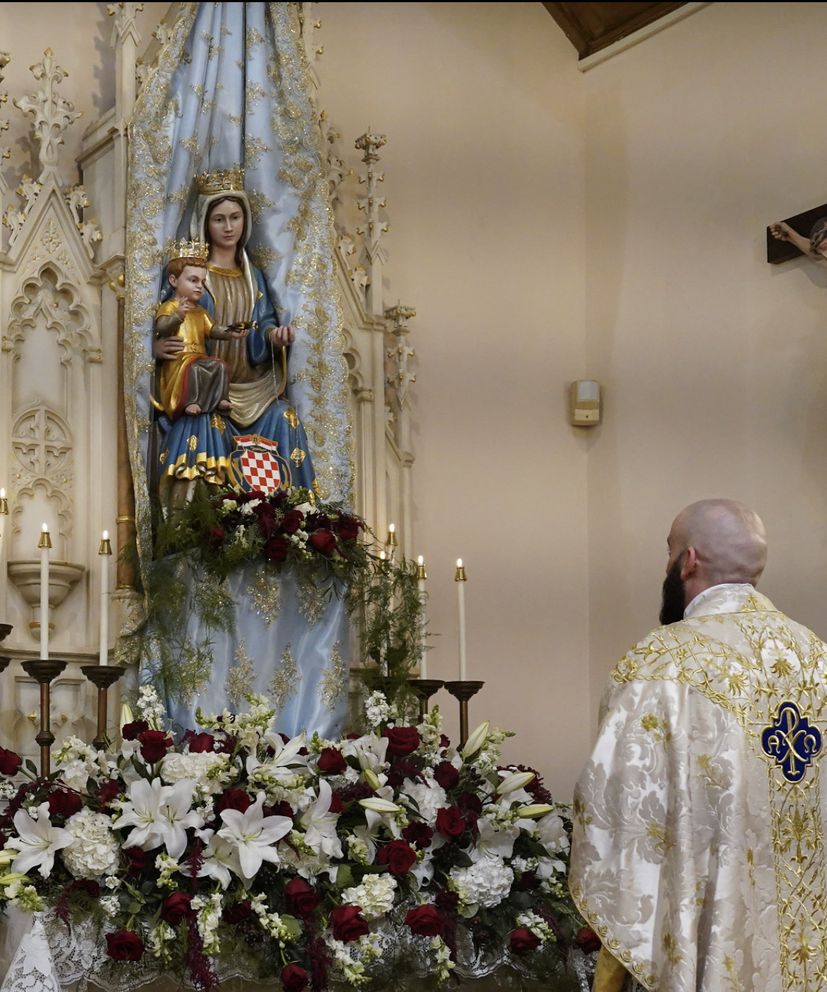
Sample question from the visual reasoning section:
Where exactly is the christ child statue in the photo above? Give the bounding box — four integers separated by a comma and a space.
154, 242, 249, 420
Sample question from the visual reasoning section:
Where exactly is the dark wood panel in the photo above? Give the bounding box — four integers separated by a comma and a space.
543, 2, 688, 59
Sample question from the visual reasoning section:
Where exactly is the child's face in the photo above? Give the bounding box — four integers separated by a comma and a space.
170, 265, 206, 303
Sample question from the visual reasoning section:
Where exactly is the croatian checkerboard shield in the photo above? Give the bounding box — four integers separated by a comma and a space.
230, 434, 290, 494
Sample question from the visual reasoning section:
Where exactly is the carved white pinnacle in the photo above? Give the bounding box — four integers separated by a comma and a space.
107, 2, 144, 45
385, 305, 417, 406
0, 51, 9, 162
13, 48, 81, 181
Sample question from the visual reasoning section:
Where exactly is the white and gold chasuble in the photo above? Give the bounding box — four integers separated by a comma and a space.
570, 584, 827, 992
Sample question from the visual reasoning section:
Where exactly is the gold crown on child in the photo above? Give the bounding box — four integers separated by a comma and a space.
166, 239, 210, 264
195, 165, 245, 195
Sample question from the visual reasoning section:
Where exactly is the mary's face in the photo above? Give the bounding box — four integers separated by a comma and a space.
207, 200, 245, 251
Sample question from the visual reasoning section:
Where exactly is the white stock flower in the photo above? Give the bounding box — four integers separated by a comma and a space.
450, 855, 514, 909
61, 808, 120, 879
217, 793, 292, 880
7, 803, 73, 878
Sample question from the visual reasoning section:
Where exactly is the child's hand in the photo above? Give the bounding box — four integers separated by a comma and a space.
227, 324, 249, 339
175, 298, 194, 318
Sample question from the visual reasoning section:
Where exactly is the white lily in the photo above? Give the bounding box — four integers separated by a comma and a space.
496, 771, 535, 797
517, 804, 555, 820
194, 829, 243, 889
217, 793, 292, 880
299, 780, 343, 859
247, 733, 308, 781
113, 777, 202, 858
461, 721, 490, 759
6, 803, 73, 878
473, 816, 520, 861
358, 797, 400, 815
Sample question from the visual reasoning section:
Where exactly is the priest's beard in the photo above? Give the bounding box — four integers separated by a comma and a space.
659, 557, 687, 625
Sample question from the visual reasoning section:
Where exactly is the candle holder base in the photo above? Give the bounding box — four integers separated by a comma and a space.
22, 659, 68, 776
407, 678, 444, 720
444, 680, 485, 748
81, 666, 126, 750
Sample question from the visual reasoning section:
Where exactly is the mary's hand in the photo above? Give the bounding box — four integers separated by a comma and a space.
153, 336, 184, 361
269, 325, 296, 348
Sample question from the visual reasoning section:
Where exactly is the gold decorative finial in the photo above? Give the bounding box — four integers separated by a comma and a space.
165, 239, 209, 265
195, 165, 245, 195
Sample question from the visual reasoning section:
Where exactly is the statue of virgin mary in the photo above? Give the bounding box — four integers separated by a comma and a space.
123, 3, 353, 737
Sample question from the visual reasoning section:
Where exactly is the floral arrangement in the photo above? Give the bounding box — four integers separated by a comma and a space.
0, 688, 591, 991
134, 484, 425, 708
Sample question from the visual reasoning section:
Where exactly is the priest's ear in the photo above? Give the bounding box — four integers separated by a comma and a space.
679, 546, 698, 579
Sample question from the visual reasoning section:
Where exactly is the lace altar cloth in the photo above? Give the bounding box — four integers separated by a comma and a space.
0, 910, 602, 992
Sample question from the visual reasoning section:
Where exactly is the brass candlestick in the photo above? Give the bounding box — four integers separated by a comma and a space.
81, 666, 126, 750
444, 680, 485, 748
408, 678, 444, 720
22, 659, 67, 776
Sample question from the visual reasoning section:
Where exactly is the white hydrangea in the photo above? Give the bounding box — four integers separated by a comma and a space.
61, 809, 120, 879
160, 751, 230, 796
341, 873, 397, 920
400, 774, 447, 827
449, 855, 514, 909
100, 894, 120, 917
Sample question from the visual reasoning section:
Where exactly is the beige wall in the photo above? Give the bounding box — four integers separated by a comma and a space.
317, 3, 591, 796
583, 2, 827, 716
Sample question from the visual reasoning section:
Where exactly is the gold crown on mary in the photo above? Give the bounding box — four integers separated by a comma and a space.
196, 165, 245, 196
166, 239, 209, 264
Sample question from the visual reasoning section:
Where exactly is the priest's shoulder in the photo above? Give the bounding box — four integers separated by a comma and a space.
610, 621, 699, 685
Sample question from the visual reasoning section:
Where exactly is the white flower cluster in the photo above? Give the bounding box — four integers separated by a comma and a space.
364, 691, 390, 729
147, 921, 176, 962
191, 892, 223, 955
54, 737, 108, 792
62, 809, 120, 879
135, 685, 167, 728
5, 879, 43, 911
100, 894, 120, 918
161, 751, 230, 798
327, 933, 381, 988
450, 855, 514, 909
516, 910, 555, 944
341, 874, 397, 920
431, 936, 455, 983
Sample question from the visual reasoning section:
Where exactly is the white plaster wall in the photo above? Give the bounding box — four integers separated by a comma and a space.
584, 2, 827, 730
317, 2, 591, 797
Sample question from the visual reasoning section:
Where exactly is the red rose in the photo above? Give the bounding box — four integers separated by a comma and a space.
208, 526, 225, 547
0, 748, 21, 777
404, 904, 444, 938
285, 878, 320, 919
575, 926, 602, 955
402, 821, 433, 850
265, 535, 289, 562
95, 780, 121, 808
160, 891, 193, 926
317, 747, 347, 775
377, 839, 417, 877
138, 730, 172, 763
254, 501, 277, 539
382, 727, 421, 757
121, 720, 149, 741
71, 879, 101, 897
106, 929, 145, 961
47, 789, 83, 818
217, 788, 252, 814
281, 963, 310, 992
282, 509, 304, 535
124, 847, 148, 874
335, 515, 362, 541
510, 927, 541, 955
186, 732, 215, 753
435, 806, 465, 839
330, 905, 370, 942
223, 899, 253, 924
433, 761, 459, 790
309, 529, 337, 556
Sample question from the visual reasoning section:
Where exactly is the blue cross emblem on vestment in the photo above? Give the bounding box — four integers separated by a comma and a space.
761, 701, 822, 783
